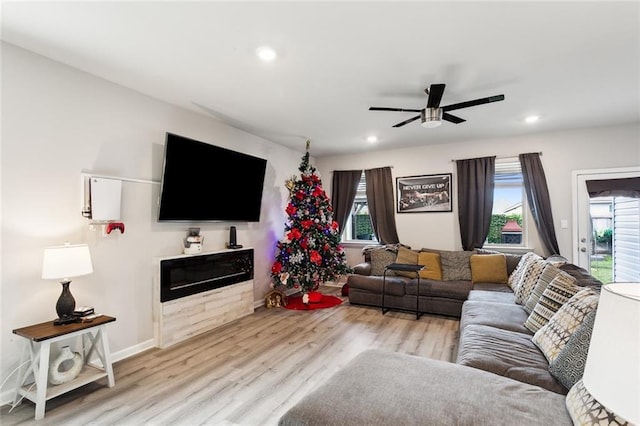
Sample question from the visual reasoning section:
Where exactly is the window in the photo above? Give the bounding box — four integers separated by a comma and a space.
486, 159, 526, 246
342, 172, 377, 242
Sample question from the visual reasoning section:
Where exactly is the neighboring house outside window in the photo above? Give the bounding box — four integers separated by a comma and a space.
486, 159, 527, 247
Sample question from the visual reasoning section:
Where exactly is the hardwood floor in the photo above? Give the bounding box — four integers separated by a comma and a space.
1, 286, 459, 425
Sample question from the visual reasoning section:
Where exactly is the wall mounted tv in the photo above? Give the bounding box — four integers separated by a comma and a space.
158, 133, 267, 222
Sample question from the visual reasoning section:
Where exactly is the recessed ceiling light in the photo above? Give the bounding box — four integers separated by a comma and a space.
525, 115, 540, 124
256, 46, 277, 61
366, 136, 378, 143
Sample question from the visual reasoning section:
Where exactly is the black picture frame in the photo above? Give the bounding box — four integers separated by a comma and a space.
396, 173, 452, 213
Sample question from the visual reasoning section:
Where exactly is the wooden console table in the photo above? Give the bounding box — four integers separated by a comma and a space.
12, 315, 116, 420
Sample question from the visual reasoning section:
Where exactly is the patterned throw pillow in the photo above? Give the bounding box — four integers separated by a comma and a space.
369, 249, 397, 276
524, 273, 578, 333
469, 253, 508, 284
565, 379, 630, 425
523, 263, 563, 314
549, 310, 597, 389
440, 250, 475, 281
393, 247, 420, 278
417, 252, 442, 280
508, 252, 542, 292
533, 287, 599, 363
513, 258, 547, 305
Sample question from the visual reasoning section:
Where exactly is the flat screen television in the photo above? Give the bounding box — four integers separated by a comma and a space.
158, 132, 267, 222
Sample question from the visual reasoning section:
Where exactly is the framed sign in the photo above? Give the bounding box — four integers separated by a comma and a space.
396, 173, 452, 213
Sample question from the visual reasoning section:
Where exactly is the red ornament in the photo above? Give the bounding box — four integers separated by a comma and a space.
271, 262, 282, 274
310, 250, 322, 265
286, 203, 297, 216
287, 228, 302, 240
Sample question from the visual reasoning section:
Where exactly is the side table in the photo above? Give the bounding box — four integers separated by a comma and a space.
382, 263, 425, 320
12, 315, 116, 420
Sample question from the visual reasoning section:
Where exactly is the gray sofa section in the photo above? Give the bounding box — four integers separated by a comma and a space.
456, 261, 602, 395
347, 269, 475, 317
278, 349, 571, 426
346, 247, 522, 318
279, 254, 602, 425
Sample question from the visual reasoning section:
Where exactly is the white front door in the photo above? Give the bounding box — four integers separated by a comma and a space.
573, 167, 640, 281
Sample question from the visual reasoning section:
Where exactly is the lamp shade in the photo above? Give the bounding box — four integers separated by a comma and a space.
583, 282, 640, 424
42, 243, 93, 280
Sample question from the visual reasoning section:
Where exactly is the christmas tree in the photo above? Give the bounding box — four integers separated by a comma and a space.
271, 141, 352, 296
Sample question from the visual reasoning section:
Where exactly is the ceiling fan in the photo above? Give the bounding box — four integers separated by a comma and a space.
369, 84, 505, 128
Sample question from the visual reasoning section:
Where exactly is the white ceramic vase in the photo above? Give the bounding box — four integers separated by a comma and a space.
49, 345, 83, 385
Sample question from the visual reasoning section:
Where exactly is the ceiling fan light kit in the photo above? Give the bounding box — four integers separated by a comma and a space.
421, 108, 442, 128
370, 84, 505, 129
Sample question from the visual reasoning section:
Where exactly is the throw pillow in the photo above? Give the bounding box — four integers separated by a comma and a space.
565, 379, 630, 425
508, 251, 543, 292
524, 272, 578, 333
523, 263, 563, 314
469, 253, 508, 284
440, 250, 475, 281
475, 248, 522, 276
417, 252, 442, 280
513, 257, 548, 305
533, 287, 600, 363
549, 310, 597, 390
393, 246, 420, 278
369, 249, 397, 276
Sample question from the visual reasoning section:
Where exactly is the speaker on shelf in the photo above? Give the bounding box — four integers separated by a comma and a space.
227, 226, 242, 249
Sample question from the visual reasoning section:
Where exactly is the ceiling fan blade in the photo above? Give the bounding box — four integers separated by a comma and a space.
442, 112, 466, 124
427, 84, 446, 108
369, 107, 422, 112
442, 94, 505, 112
392, 115, 421, 128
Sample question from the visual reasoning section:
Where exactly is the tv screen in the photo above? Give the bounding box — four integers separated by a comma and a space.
158, 133, 267, 222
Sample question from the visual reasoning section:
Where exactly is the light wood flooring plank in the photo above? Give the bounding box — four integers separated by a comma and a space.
1, 286, 459, 426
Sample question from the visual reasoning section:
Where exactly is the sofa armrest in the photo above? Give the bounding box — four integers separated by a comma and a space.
352, 262, 372, 276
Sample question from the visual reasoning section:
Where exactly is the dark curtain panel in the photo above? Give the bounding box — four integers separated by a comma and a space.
331, 170, 362, 232
519, 152, 561, 255
456, 156, 496, 250
365, 167, 400, 244
585, 177, 640, 198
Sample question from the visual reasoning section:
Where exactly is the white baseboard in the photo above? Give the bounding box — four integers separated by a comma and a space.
111, 338, 156, 363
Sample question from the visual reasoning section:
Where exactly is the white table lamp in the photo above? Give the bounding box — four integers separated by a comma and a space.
582, 282, 640, 424
42, 243, 93, 325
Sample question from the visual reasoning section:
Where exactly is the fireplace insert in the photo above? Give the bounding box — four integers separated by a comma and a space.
159, 248, 253, 302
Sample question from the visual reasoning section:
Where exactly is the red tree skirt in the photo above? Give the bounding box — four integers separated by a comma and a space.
284, 293, 343, 310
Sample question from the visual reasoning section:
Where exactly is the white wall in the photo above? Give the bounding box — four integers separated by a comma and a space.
317, 123, 640, 264
0, 43, 306, 399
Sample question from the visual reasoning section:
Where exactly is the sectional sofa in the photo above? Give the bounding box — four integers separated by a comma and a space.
279, 247, 624, 425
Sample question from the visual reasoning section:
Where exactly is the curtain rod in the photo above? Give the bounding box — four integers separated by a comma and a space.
330, 166, 394, 173
450, 152, 542, 163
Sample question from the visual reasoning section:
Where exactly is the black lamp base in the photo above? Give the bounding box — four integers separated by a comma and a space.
53, 280, 77, 326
